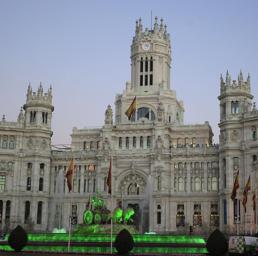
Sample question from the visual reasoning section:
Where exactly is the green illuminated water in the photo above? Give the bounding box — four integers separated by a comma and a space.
0, 245, 208, 254
1, 233, 207, 254
25, 233, 205, 244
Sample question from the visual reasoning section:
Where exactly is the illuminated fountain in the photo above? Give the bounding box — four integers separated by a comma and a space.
52, 168, 66, 233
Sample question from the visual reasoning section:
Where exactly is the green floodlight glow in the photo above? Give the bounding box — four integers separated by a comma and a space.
0, 245, 208, 254
83, 210, 94, 225
52, 228, 66, 234
124, 207, 135, 223
113, 208, 123, 223
21, 233, 206, 244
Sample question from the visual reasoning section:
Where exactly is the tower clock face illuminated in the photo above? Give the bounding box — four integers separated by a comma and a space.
142, 42, 150, 51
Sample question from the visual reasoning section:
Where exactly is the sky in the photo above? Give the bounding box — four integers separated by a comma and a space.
0, 0, 258, 145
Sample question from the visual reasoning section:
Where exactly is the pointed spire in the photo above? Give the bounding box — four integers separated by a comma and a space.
247, 73, 251, 86
139, 18, 143, 32
17, 107, 24, 123
135, 20, 139, 35
160, 18, 164, 32
154, 16, 158, 32
220, 74, 224, 85
38, 82, 43, 96
238, 69, 243, 85
225, 70, 231, 86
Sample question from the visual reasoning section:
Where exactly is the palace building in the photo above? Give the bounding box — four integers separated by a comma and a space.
0, 17, 257, 234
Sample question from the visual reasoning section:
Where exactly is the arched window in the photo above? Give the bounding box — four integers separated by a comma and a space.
126, 137, 129, 149
37, 201, 43, 224
2, 136, 8, 149
194, 177, 201, 192
145, 57, 148, 72
27, 177, 31, 191
176, 204, 185, 227
9, 136, 15, 149
137, 107, 155, 120
127, 183, 140, 195
231, 101, 239, 114
178, 177, 184, 192
39, 177, 44, 191
24, 201, 30, 223
211, 177, 218, 191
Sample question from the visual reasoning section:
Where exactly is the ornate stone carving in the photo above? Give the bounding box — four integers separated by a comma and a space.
105, 105, 113, 125
119, 172, 146, 195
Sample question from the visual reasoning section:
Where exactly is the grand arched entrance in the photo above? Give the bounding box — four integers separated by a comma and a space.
118, 172, 149, 233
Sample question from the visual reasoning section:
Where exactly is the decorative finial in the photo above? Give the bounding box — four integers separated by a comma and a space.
247, 73, 251, 86
225, 70, 231, 85
238, 69, 243, 85
253, 102, 256, 111
154, 16, 158, 32
2, 115, 6, 122
160, 18, 164, 32
220, 74, 224, 84
139, 18, 142, 32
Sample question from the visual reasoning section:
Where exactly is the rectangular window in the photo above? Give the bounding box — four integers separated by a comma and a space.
147, 136, 151, 148
223, 199, 227, 225
27, 177, 31, 191
0, 176, 5, 192
145, 75, 148, 86
145, 60, 148, 72
210, 203, 219, 227
233, 157, 239, 170
126, 137, 129, 149
150, 58, 153, 71
119, 137, 122, 148
78, 179, 81, 193
87, 179, 90, 193
140, 136, 143, 148
140, 75, 143, 86
84, 179, 86, 193
140, 59, 143, 72
149, 74, 153, 85
37, 202, 43, 224
176, 204, 185, 227
133, 137, 136, 148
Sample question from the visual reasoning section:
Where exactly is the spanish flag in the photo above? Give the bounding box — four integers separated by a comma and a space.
231, 170, 239, 201
106, 158, 112, 194
65, 159, 75, 192
125, 96, 136, 120
242, 176, 251, 212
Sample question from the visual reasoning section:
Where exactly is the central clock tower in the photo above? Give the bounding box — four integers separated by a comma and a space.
114, 17, 184, 125
130, 17, 171, 94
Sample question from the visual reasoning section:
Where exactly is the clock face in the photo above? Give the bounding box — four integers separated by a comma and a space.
142, 42, 150, 51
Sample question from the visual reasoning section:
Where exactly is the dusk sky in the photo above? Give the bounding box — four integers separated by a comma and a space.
1, 0, 258, 145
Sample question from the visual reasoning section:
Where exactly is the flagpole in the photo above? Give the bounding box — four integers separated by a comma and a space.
68, 195, 72, 252
66, 156, 74, 253
110, 156, 113, 254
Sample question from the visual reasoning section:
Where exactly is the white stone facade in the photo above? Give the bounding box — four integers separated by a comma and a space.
0, 18, 257, 235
